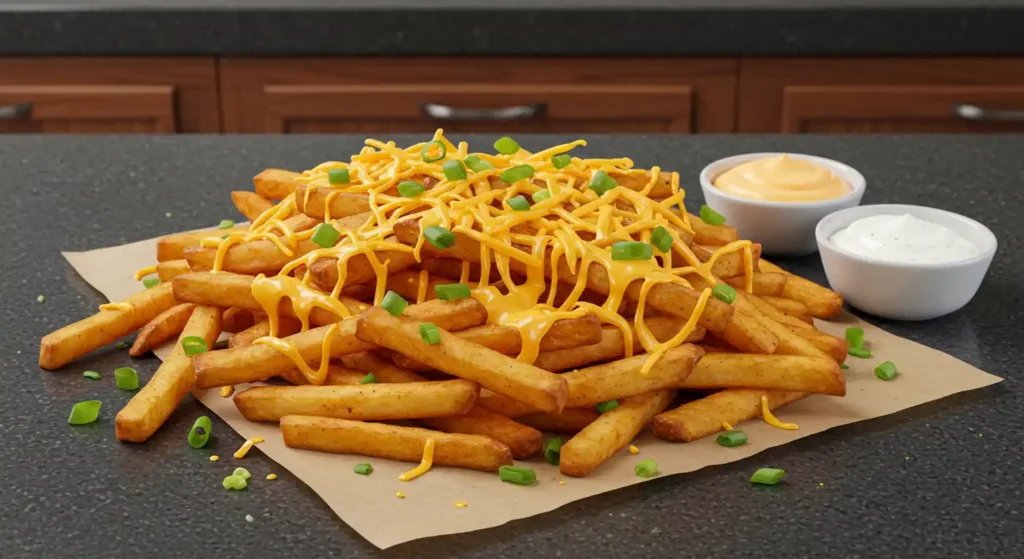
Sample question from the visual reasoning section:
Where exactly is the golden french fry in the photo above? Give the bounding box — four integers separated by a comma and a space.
687, 213, 739, 246
222, 307, 255, 334
719, 308, 779, 354
185, 236, 317, 276
758, 259, 844, 319
760, 295, 815, 324
516, 409, 601, 434
734, 293, 828, 359
39, 282, 178, 370
725, 272, 786, 297
682, 353, 845, 395
157, 226, 248, 262
254, 168, 301, 200
746, 293, 813, 330
129, 303, 196, 356
281, 416, 514, 472
231, 191, 275, 221
295, 184, 372, 220
563, 344, 703, 408
307, 250, 420, 293
477, 389, 539, 417
229, 317, 301, 349
560, 390, 674, 477
534, 316, 705, 372
115, 305, 223, 442
790, 327, 849, 363
382, 269, 449, 302
653, 389, 805, 442
691, 243, 762, 278
157, 259, 192, 282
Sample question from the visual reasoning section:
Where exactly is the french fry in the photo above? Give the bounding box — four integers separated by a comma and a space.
156, 259, 192, 282
222, 307, 255, 334
760, 295, 815, 324
687, 213, 739, 246
307, 250, 420, 293
254, 168, 300, 200
231, 191, 275, 221
39, 282, 177, 370
281, 416, 514, 472
516, 409, 601, 434
682, 353, 845, 395
719, 308, 779, 354
563, 344, 703, 408
185, 237, 318, 276
652, 389, 805, 442
129, 303, 196, 356
157, 226, 248, 262
560, 390, 674, 477
790, 327, 849, 363
383, 269, 449, 302
690, 243, 762, 279
534, 316, 705, 372
233, 380, 479, 422
229, 317, 301, 348
355, 306, 568, 413
726, 272, 786, 297
746, 293, 813, 330
477, 389, 539, 417
419, 258, 485, 282
758, 259, 844, 318
295, 184, 371, 220
734, 293, 828, 360
115, 305, 223, 442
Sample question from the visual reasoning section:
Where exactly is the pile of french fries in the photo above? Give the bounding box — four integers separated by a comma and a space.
40, 132, 849, 478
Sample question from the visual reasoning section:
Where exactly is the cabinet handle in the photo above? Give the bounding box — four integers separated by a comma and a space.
423, 103, 545, 121
952, 103, 1024, 122
0, 102, 32, 120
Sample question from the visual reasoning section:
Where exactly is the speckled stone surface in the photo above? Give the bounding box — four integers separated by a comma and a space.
0, 135, 1020, 559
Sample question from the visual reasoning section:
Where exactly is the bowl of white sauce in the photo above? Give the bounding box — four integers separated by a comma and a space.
816, 204, 997, 321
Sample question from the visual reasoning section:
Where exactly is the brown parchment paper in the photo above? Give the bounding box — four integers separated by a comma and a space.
63, 236, 1003, 549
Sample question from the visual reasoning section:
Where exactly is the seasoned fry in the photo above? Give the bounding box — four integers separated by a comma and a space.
687, 213, 739, 246
758, 259, 844, 318
222, 307, 255, 334
307, 250, 421, 293
156, 259, 192, 282
477, 389, 539, 417
281, 416, 514, 472
760, 295, 815, 324
746, 293, 813, 330
231, 191, 275, 221
790, 327, 849, 362
39, 282, 177, 370
129, 303, 196, 356
534, 317, 705, 372
516, 409, 601, 434
157, 226, 248, 262
690, 243, 762, 278
725, 272, 786, 297
682, 353, 845, 395
229, 317, 301, 348
653, 389, 806, 442
719, 308, 779, 354
563, 344, 703, 408
735, 293, 828, 359
295, 184, 371, 220
185, 235, 318, 275
254, 168, 300, 200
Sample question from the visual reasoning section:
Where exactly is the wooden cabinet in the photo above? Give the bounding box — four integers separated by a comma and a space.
738, 58, 1024, 133
0, 59, 219, 133
220, 58, 736, 134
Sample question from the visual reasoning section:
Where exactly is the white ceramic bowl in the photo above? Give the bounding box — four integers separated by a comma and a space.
816, 204, 997, 321
699, 153, 866, 255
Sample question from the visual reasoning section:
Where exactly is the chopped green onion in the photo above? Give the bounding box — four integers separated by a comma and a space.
354, 463, 373, 475
498, 465, 537, 485
424, 225, 456, 249
464, 155, 494, 172
311, 223, 341, 248
116, 341, 130, 350
381, 290, 408, 316
397, 180, 426, 197
750, 467, 786, 485
218, 219, 235, 230
421, 140, 447, 162
499, 164, 535, 184
328, 168, 350, 185
532, 189, 552, 203
435, 283, 471, 300
142, 277, 160, 289
840, 363, 850, 370
188, 416, 213, 448
165, 212, 173, 218
508, 195, 530, 211
716, 430, 748, 447
443, 159, 467, 181
712, 284, 737, 304
360, 373, 378, 384
82, 370, 101, 380
181, 336, 209, 356
551, 154, 572, 169
544, 438, 563, 465
588, 170, 617, 196
114, 367, 139, 391
845, 327, 864, 349
848, 347, 872, 359
233, 467, 251, 480
222, 475, 247, 490
634, 459, 658, 478
699, 205, 726, 225
68, 400, 102, 425
419, 322, 441, 345
651, 226, 673, 253
611, 241, 653, 261
494, 136, 520, 155
875, 361, 898, 380
36, 295, 45, 303
595, 399, 619, 413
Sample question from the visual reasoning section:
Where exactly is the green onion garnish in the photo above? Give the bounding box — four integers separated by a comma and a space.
68, 400, 102, 425
551, 154, 572, 169
311, 223, 341, 248
532, 189, 552, 203
588, 170, 617, 196
845, 327, 864, 349
188, 416, 212, 448
397, 180, 426, 197
36, 295, 45, 303
434, 283, 471, 300
328, 168, 350, 185
114, 367, 139, 391
360, 373, 377, 384
464, 155, 494, 172
848, 347, 872, 359
840, 363, 850, 370
116, 341, 130, 350
699, 205, 726, 225
610, 241, 653, 261
750, 467, 786, 485
651, 226, 673, 253
595, 399, 619, 413
494, 136, 520, 155
508, 195, 530, 211
222, 475, 247, 490
443, 159, 467, 181
421, 140, 446, 162
544, 438, 563, 465
142, 277, 160, 289
712, 284, 737, 304
218, 219, 235, 230
354, 463, 373, 475
716, 430, 748, 447
181, 336, 209, 356
381, 290, 408, 316
424, 225, 456, 249
233, 467, 251, 480
634, 459, 658, 478
499, 164, 535, 184
419, 322, 441, 345
874, 361, 898, 380
82, 371, 101, 380
498, 465, 537, 485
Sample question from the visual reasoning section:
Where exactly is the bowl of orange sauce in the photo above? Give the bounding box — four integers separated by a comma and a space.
699, 153, 866, 255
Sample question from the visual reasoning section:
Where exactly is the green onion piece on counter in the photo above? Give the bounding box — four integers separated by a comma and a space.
419, 323, 441, 345
634, 459, 658, 478
716, 430, 748, 447
848, 347, 872, 359
498, 465, 537, 485
840, 363, 850, 370
651, 226, 673, 253
397, 180, 426, 198
82, 371, 101, 380
114, 367, 139, 391
421, 140, 447, 162
188, 416, 213, 448
595, 399, 619, 413
68, 400, 102, 425
218, 219, 235, 230
424, 225, 456, 249
532, 189, 552, 203
36, 295, 45, 303
311, 223, 341, 248
611, 241, 653, 261
544, 438, 564, 465
845, 327, 864, 349
381, 290, 408, 316
750, 467, 786, 485
328, 168, 350, 185
551, 154, 572, 169
354, 463, 373, 475
874, 361, 898, 380
435, 283, 471, 300
508, 195, 530, 211
360, 373, 377, 385
712, 284, 737, 304
464, 155, 494, 172
500, 164, 535, 184
588, 170, 617, 196
699, 205, 726, 225
443, 159, 467, 181
222, 475, 247, 490
494, 136, 520, 155
233, 467, 251, 480
181, 336, 209, 357
116, 341, 130, 350
142, 278, 160, 289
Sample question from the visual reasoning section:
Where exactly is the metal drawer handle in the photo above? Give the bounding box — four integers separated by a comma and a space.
0, 102, 32, 120
423, 102, 545, 121
953, 103, 1024, 122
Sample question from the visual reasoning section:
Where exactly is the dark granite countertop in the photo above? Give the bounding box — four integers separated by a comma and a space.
2, 0, 1024, 56
0, 134, 1021, 558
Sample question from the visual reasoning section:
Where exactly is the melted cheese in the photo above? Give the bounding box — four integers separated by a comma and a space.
99, 302, 133, 312
398, 438, 435, 481
253, 321, 340, 385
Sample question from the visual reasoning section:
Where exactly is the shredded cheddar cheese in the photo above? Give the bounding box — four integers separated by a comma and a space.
722, 422, 734, 431
455, 501, 468, 508
761, 395, 799, 430
99, 302, 133, 312
399, 438, 436, 481
133, 265, 158, 281
220, 385, 234, 398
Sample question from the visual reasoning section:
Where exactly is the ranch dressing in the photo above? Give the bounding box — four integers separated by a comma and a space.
829, 214, 980, 264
